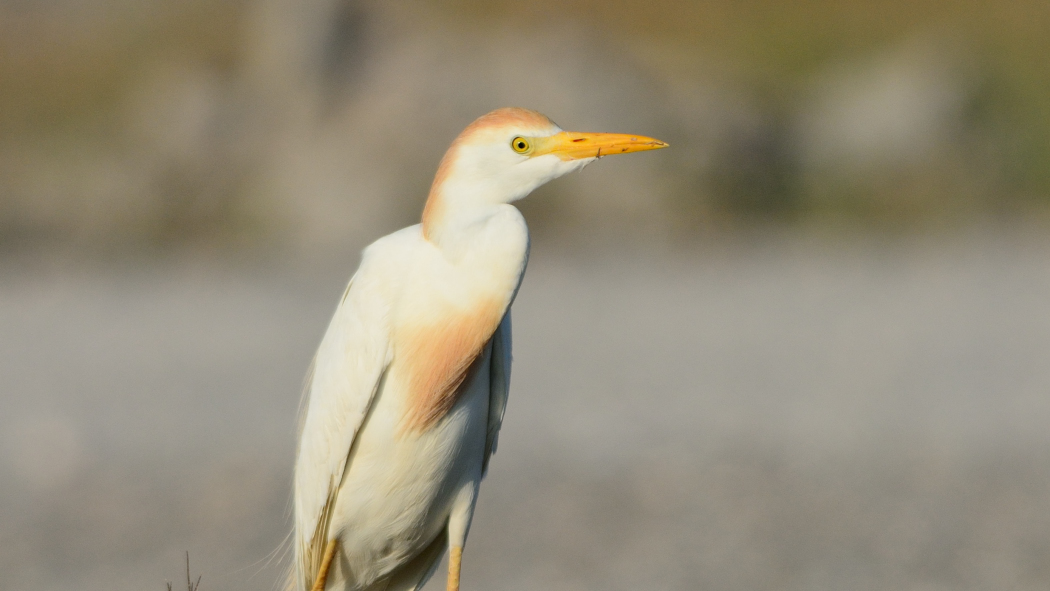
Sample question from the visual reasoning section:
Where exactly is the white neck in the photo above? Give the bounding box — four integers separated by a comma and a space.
424, 201, 505, 259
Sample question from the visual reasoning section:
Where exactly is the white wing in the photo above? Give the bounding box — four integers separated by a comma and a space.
293, 254, 394, 590
482, 312, 512, 475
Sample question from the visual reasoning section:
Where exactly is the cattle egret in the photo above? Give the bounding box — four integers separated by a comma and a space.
293, 107, 667, 591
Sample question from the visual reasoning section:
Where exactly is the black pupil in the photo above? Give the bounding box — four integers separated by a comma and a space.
517, 141, 525, 149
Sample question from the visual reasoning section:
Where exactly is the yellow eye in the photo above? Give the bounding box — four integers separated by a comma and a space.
511, 136, 531, 154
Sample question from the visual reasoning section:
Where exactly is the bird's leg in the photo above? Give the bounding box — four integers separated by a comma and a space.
446, 546, 463, 591
311, 539, 339, 591
446, 481, 476, 591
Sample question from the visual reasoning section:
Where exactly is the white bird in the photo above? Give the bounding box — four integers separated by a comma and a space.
293, 107, 667, 591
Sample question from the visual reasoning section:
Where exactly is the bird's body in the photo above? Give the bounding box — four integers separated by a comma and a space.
293, 108, 666, 591
297, 217, 523, 590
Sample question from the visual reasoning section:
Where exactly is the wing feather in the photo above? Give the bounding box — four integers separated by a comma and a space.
293, 263, 393, 591
482, 312, 512, 475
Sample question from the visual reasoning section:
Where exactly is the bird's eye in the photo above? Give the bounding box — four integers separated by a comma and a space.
511, 137, 531, 154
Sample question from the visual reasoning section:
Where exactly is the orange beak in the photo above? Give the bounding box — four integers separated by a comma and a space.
532, 131, 669, 161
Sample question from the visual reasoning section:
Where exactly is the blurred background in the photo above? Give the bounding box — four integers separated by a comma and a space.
2, 0, 1050, 589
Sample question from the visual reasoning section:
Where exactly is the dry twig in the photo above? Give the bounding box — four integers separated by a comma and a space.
166, 552, 201, 591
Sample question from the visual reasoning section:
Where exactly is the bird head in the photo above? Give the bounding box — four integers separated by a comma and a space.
422, 107, 667, 240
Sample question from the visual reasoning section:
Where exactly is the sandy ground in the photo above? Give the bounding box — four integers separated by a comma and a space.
2, 232, 1050, 591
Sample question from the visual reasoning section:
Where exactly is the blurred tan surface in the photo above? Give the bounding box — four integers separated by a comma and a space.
2, 233, 1050, 590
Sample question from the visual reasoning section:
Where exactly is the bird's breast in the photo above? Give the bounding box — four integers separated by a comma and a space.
391, 220, 525, 434
394, 294, 505, 433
